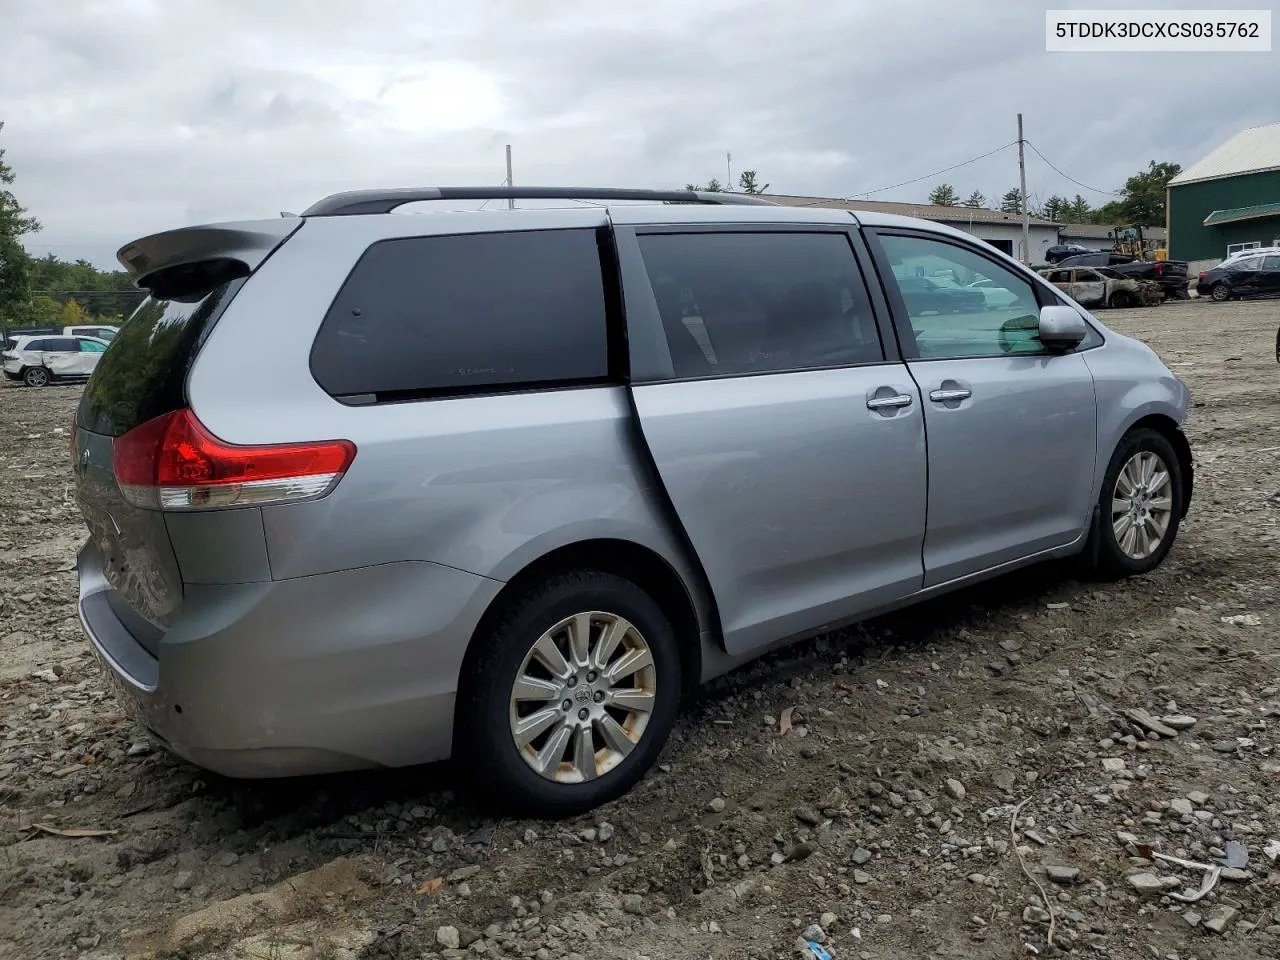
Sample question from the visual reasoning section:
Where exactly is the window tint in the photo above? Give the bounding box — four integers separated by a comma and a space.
1262, 256, 1280, 270
48, 338, 79, 352
1233, 257, 1263, 271
79, 339, 107, 352
78, 277, 246, 436
310, 229, 611, 400
23, 339, 48, 351
636, 231, 883, 378
879, 234, 1045, 359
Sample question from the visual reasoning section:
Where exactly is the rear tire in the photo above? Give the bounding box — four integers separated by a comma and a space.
1210, 283, 1231, 302
23, 366, 50, 387
454, 570, 682, 818
1108, 291, 1135, 309
1085, 428, 1183, 581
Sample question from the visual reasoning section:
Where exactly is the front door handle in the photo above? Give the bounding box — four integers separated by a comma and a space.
866, 393, 914, 410
929, 388, 972, 402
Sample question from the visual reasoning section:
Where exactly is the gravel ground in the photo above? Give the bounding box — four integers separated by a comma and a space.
1, 298, 1278, 960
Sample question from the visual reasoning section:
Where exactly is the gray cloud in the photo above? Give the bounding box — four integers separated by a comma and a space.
4, 0, 1276, 268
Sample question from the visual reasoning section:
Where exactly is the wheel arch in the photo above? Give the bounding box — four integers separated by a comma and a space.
461, 538, 713, 706
1127, 413, 1193, 518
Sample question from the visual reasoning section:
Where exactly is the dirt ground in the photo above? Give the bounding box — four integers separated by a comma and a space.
1, 298, 1278, 960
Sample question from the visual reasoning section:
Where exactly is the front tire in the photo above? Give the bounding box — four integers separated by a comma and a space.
1087, 428, 1183, 580
454, 570, 682, 818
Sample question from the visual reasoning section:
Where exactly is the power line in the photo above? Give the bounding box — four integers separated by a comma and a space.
797, 141, 1019, 205
1024, 140, 1122, 197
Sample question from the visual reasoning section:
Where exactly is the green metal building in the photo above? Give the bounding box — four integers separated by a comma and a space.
1167, 122, 1280, 264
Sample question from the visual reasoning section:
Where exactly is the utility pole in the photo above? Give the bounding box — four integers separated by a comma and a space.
505, 144, 514, 209
1017, 114, 1030, 263
726, 152, 732, 190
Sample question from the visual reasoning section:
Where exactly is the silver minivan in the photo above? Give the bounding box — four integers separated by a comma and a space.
73, 187, 1193, 815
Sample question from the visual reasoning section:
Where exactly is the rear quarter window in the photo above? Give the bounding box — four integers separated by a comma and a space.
77, 277, 246, 436
309, 228, 613, 401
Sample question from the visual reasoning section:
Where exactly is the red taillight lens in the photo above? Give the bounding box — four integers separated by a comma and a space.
1199, 272, 1208, 283
112, 409, 356, 510
1155, 262, 1164, 277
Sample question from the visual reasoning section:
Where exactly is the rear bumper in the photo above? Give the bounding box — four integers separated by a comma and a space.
77, 540, 502, 778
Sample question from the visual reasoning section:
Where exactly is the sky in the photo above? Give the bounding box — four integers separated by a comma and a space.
3, 0, 1277, 270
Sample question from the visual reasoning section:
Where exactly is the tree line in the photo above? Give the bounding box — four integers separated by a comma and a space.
925, 161, 1182, 226
1, 146, 142, 330
683, 159, 1183, 228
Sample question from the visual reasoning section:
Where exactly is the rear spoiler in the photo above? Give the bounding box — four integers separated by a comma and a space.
116, 218, 303, 293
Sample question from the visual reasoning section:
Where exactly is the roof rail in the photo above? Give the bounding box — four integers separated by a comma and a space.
300, 186, 775, 217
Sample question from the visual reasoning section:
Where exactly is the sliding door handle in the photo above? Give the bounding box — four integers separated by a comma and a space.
866, 393, 914, 410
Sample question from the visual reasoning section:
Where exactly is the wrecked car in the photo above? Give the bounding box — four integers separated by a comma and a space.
1039, 266, 1161, 309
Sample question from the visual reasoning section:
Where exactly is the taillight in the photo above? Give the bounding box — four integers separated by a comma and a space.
1199, 272, 1208, 283
112, 409, 356, 511
1155, 262, 1164, 277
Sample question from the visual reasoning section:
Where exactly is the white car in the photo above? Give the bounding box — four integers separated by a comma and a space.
966, 277, 1021, 309
1, 334, 109, 387
64, 324, 119, 342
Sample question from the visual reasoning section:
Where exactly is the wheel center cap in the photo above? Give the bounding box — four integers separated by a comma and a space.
574, 687, 591, 705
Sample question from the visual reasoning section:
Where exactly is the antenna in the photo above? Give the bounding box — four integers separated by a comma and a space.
505, 145, 514, 210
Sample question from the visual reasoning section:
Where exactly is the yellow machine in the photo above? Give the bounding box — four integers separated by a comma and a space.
1112, 225, 1167, 261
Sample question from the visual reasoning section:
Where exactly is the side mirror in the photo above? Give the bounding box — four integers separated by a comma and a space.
1038, 305, 1088, 352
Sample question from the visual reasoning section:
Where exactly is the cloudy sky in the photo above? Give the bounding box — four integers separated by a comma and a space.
4, 0, 1277, 269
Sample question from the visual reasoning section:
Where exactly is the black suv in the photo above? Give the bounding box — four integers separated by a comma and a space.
1197, 253, 1280, 302
1044, 244, 1095, 264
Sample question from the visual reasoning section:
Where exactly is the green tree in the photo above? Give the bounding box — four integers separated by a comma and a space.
1114, 160, 1181, 225
1041, 195, 1070, 221
1065, 195, 1092, 221
25, 295, 61, 326
999, 188, 1024, 214
27, 254, 142, 321
1088, 199, 1127, 225
962, 190, 987, 208
685, 178, 724, 192
928, 183, 960, 206
738, 170, 769, 194
0, 144, 41, 325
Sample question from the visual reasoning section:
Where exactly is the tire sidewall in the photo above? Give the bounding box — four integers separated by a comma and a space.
457, 572, 681, 817
1097, 429, 1183, 576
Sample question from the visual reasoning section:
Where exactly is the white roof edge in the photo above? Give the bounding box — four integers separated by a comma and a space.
1168, 122, 1280, 185
1169, 161, 1280, 186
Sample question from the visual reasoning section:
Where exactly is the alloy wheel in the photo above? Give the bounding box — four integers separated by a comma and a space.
1111, 451, 1174, 560
508, 611, 657, 784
